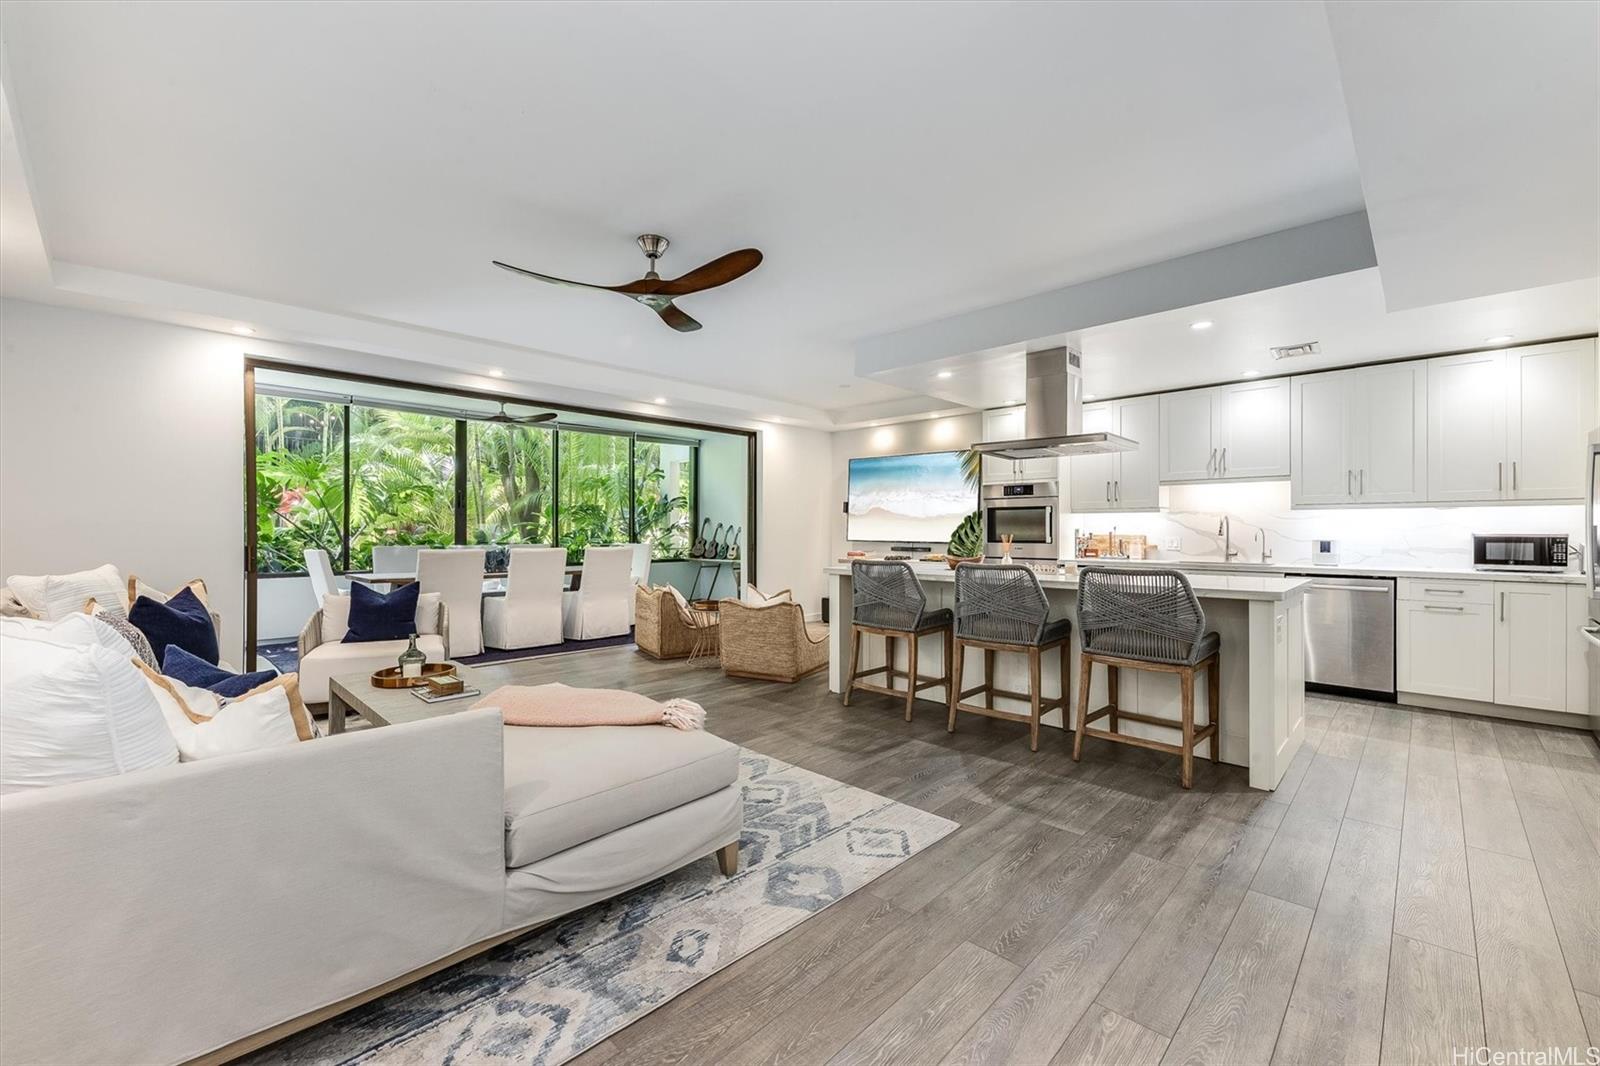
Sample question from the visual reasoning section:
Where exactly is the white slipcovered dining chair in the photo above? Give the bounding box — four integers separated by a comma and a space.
482, 547, 566, 651
627, 542, 652, 625
418, 548, 487, 656
304, 548, 339, 603
370, 545, 419, 577
562, 545, 634, 640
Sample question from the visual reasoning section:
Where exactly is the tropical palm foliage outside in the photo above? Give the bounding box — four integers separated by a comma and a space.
255, 396, 695, 573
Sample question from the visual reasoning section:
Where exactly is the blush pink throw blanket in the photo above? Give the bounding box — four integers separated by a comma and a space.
473, 682, 705, 731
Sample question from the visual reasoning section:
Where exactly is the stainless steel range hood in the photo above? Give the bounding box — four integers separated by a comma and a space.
970, 347, 1136, 459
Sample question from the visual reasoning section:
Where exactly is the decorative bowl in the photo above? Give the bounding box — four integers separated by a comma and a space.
371, 663, 458, 689
946, 555, 984, 569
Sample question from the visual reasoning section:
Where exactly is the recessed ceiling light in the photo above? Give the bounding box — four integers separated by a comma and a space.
1190, 320, 1214, 331
1005, 398, 1020, 405
652, 396, 667, 404
936, 371, 953, 379
231, 326, 255, 336
1240, 369, 1261, 378
488, 368, 504, 378
1484, 334, 1514, 345
1083, 393, 1097, 400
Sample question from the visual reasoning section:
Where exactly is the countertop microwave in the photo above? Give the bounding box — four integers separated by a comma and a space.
1471, 533, 1569, 573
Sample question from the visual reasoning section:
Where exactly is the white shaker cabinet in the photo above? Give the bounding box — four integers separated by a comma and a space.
1160, 380, 1288, 483
980, 406, 1058, 485
1427, 341, 1596, 503
1291, 362, 1426, 507
1507, 341, 1596, 500
1493, 582, 1567, 712
1216, 378, 1290, 479
1069, 396, 1160, 512
1398, 598, 1495, 703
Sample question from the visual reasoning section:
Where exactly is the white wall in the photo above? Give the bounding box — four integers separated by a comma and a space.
0, 298, 836, 652
828, 414, 983, 559
1, 299, 249, 661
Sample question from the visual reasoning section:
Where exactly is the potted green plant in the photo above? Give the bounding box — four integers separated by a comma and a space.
945, 510, 985, 569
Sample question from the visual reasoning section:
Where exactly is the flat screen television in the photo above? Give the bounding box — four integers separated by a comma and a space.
847, 450, 975, 543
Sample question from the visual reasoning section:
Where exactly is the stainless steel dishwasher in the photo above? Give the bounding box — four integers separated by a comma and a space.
1289, 574, 1396, 700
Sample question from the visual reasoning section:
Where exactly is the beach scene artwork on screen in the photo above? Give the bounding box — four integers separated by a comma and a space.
847, 451, 974, 542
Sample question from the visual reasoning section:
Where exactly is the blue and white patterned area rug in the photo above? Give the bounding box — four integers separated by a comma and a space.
250, 751, 957, 1066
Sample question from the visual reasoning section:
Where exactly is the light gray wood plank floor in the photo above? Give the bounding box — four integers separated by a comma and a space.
456, 650, 1600, 1066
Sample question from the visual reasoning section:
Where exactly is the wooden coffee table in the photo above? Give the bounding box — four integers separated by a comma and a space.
327, 662, 486, 733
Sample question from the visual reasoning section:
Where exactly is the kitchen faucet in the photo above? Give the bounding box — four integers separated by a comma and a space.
1217, 516, 1239, 561
1256, 528, 1272, 563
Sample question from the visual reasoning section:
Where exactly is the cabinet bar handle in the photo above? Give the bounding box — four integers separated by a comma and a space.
1207, 448, 1216, 477
1220, 448, 1227, 476
1423, 605, 1466, 612
1500, 591, 1505, 622
1422, 587, 1465, 594
1498, 461, 1503, 491
1359, 469, 1364, 495
1512, 461, 1517, 491
1114, 480, 1120, 502
1347, 469, 1352, 494
1105, 481, 1111, 503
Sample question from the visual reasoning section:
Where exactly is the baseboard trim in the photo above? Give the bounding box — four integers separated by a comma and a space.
1397, 691, 1591, 730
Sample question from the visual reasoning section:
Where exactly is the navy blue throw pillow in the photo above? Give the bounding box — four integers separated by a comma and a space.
162, 645, 275, 698
130, 586, 219, 665
343, 581, 420, 643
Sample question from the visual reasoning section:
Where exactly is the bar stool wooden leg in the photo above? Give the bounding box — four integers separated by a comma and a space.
948, 638, 964, 732
983, 649, 995, 709
883, 635, 895, 694
1206, 656, 1220, 764
844, 626, 862, 706
1027, 645, 1042, 752
1179, 667, 1196, 789
944, 626, 955, 707
1073, 652, 1091, 761
904, 632, 919, 722
1107, 665, 1120, 734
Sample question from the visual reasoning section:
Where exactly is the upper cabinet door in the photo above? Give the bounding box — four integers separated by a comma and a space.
1506, 341, 1596, 501
981, 406, 1026, 484
1216, 379, 1290, 479
1159, 389, 1216, 482
1355, 362, 1428, 504
1427, 351, 1508, 502
1068, 402, 1118, 512
1291, 371, 1354, 506
1113, 396, 1161, 510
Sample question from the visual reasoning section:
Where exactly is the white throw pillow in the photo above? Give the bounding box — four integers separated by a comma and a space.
742, 583, 793, 607
127, 575, 210, 608
0, 612, 137, 659
5, 564, 126, 621
135, 663, 314, 761
320, 590, 439, 643
0, 633, 179, 793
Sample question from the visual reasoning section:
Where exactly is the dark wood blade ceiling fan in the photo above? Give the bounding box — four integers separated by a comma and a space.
493, 235, 762, 333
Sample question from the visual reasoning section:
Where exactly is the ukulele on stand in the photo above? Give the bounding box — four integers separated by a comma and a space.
691, 519, 711, 558
706, 523, 724, 560
722, 527, 741, 559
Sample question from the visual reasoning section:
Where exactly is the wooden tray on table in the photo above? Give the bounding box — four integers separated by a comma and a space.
370, 663, 458, 689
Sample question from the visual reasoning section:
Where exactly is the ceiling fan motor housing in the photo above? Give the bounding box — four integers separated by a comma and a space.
636, 234, 669, 261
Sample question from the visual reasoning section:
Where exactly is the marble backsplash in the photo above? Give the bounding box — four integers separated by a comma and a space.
1069, 480, 1586, 570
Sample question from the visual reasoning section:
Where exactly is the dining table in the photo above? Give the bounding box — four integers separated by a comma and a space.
362, 566, 586, 594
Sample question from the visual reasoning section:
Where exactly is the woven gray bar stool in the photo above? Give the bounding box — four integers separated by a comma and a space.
843, 561, 954, 721
1073, 566, 1220, 789
948, 563, 1072, 752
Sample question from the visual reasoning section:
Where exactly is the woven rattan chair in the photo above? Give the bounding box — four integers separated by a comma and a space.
1072, 566, 1219, 788
948, 564, 1072, 752
843, 561, 953, 721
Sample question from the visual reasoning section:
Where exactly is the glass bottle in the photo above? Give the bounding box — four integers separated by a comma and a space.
398, 633, 425, 679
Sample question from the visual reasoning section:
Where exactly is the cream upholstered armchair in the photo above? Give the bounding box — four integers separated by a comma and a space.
718, 598, 828, 683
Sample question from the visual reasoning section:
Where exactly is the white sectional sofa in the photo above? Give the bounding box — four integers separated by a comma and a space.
0, 707, 742, 1064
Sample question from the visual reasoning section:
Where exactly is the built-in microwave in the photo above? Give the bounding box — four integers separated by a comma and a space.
984, 481, 1056, 561
1471, 533, 1569, 572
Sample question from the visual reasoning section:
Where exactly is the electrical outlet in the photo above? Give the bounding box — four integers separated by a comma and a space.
1164, 537, 1181, 551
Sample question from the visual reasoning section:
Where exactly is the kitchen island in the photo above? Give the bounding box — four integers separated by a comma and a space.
825, 563, 1310, 790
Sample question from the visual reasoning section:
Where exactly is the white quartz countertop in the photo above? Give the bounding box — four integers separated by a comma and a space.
824, 563, 1308, 602
1063, 557, 1587, 586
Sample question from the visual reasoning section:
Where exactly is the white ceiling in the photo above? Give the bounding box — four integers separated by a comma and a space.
0, 2, 1593, 429
1, 0, 1363, 417
889, 269, 1599, 408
